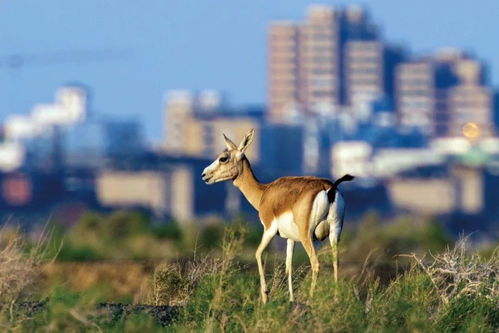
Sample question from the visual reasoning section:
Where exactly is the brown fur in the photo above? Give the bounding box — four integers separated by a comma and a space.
233, 158, 333, 230
260, 176, 333, 230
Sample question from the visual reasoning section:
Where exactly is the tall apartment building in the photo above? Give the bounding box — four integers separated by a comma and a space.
345, 41, 383, 106
345, 42, 404, 107
268, 5, 402, 122
396, 50, 494, 137
298, 6, 341, 115
396, 61, 441, 133
447, 58, 493, 137
164, 90, 262, 161
268, 22, 301, 120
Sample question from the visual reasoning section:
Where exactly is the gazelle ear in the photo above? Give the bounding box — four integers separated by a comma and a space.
237, 128, 255, 154
223, 133, 238, 150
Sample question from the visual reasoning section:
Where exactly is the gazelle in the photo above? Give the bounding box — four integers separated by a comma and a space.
201, 129, 354, 303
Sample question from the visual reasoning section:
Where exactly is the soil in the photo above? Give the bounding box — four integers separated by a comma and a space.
17, 299, 180, 326
97, 303, 179, 326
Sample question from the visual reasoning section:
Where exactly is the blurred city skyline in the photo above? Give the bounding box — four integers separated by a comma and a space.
1, 0, 498, 141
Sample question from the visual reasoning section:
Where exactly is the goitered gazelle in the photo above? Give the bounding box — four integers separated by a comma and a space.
202, 129, 354, 303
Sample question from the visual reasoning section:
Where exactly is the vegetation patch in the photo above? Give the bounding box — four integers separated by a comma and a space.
0, 215, 496, 331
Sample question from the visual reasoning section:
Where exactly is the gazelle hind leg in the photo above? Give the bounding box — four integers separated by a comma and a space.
329, 221, 342, 283
302, 238, 319, 296
255, 224, 277, 304
330, 233, 339, 283
326, 193, 345, 283
295, 191, 327, 298
285, 239, 295, 302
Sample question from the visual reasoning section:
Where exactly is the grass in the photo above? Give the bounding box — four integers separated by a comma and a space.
161, 226, 498, 332
0, 216, 497, 332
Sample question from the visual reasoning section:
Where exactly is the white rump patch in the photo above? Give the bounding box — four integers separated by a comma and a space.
310, 190, 329, 230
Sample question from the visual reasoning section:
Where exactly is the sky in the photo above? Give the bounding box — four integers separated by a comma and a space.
0, 0, 498, 142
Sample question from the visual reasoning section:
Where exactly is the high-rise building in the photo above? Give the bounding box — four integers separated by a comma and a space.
268, 5, 399, 122
447, 59, 493, 137
396, 50, 494, 137
344, 40, 384, 106
268, 22, 301, 121
396, 60, 440, 134
299, 6, 341, 116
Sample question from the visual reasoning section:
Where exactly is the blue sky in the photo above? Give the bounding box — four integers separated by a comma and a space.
0, 0, 498, 141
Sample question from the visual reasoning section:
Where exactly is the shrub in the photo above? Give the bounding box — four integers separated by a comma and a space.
57, 242, 102, 261
0, 227, 45, 328
152, 222, 183, 241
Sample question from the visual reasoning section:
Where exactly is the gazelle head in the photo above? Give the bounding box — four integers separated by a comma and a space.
201, 129, 255, 184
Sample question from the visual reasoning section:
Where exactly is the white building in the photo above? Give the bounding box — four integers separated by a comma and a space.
1, 86, 88, 171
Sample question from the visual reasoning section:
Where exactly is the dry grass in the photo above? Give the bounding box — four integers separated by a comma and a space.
150, 224, 248, 308
40, 261, 154, 301
0, 226, 45, 328
150, 256, 223, 306
403, 237, 498, 305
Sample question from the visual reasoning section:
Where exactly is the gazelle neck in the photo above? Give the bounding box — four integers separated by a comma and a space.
233, 157, 266, 211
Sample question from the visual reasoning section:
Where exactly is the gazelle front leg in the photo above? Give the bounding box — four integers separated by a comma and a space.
255, 225, 277, 304
285, 239, 295, 302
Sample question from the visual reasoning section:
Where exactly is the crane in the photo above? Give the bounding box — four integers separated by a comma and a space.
0, 48, 131, 70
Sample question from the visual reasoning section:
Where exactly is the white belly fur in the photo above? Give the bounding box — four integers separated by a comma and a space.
274, 211, 301, 241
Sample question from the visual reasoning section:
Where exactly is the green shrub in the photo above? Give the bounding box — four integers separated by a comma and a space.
57, 242, 102, 261
101, 210, 151, 240
153, 222, 183, 241
199, 222, 225, 250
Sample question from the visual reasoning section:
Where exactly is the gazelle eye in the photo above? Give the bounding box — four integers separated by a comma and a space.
219, 156, 229, 162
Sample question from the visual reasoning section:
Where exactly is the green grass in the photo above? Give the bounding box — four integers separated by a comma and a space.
11, 268, 497, 332
161, 235, 498, 333
0, 216, 497, 332
157, 225, 498, 332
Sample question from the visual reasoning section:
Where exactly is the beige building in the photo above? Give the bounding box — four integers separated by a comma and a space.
387, 164, 484, 215
388, 178, 455, 214
181, 118, 260, 161
298, 6, 341, 115
447, 59, 493, 137
345, 40, 384, 106
163, 90, 195, 155
396, 50, 494, 137
268, 6, 341, 120
268, 22, 302, 121
396, 61, 438, 133
96, 167, 194, 222
164, 90, 261, 162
